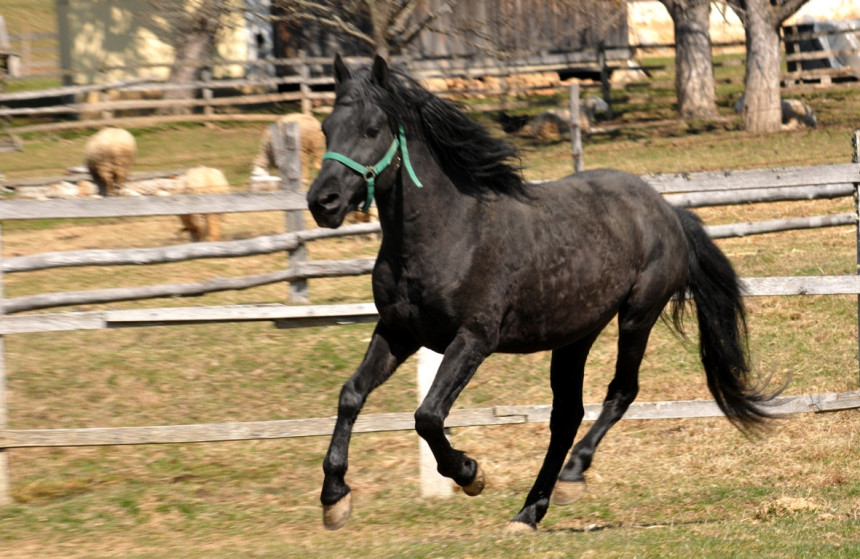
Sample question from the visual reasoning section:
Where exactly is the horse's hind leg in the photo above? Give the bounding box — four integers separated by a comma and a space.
509, 333, 599, 531
555, 307, 662, 501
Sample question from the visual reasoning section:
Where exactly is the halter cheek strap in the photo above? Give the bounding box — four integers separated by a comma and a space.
322, 125, 423, 213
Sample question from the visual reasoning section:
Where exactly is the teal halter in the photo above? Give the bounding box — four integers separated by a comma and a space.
322, 125, 423, 212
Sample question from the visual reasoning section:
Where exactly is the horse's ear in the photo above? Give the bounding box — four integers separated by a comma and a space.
333, 53, 351, 86
371, 54, 390, 90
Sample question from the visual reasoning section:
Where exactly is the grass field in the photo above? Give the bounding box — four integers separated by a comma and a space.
1, 43, 860, 558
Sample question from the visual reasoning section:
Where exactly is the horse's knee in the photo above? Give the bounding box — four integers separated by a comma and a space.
338, 381, 365, 418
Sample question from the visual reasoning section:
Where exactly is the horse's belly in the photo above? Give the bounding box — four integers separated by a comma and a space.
495, 263, 634, 353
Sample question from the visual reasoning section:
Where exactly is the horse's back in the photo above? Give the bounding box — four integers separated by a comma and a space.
520, 168, 683, 246
552, 169, 671, 216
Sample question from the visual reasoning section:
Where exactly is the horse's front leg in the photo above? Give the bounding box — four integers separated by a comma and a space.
414, 329, 493, 494
321, 322, 418, 530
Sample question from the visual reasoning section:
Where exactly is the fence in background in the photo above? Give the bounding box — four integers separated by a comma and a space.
3, 28, 857, 134
782, 22, 860, 85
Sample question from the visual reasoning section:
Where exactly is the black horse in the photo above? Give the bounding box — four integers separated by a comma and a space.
307, 54, 772, 532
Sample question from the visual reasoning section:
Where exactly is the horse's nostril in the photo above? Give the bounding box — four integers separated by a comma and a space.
321, 192, 340, 208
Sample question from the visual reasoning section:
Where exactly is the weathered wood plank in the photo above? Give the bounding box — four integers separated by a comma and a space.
493, 391, 860, 423
3, 208, 850, 275
705, 213, 856, 239
0, 303, 381, 334
0, 311, 107, 334
663, 183, 856, 208
644, 163, 860, 193
2, 258, 377, 314
0, 191, 307, 221
2, 222, 381, 273
740, 276, 860, 297
105, 302, 379, 325
3, 169, 187, 189
3, 276, 860, 333
2, 391, 857, 448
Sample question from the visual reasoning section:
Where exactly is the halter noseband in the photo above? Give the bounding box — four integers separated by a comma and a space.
322, 125, 423, 213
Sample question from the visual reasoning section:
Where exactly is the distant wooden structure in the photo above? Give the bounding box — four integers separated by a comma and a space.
783, 21, 860, 85
0, 15, 21, 153
273, 0, 631, 79
56, 0, 271, 85
0, 15, 14, 84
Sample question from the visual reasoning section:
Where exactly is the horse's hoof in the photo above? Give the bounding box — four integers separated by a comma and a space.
322, 493, 352, 530
505, 520, 536, 534
462, 463, 485, 496
552, 479, 586, 505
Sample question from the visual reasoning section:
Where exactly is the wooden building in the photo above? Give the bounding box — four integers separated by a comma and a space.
56, 0, 273, 85
274, 0, 630, 79
57, 0, 629, 86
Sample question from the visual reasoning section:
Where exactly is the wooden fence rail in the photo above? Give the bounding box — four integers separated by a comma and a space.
2, 391, 859, 450
782, 23, 860, 84
1, 149, 860, 503
2, 163, 857, 314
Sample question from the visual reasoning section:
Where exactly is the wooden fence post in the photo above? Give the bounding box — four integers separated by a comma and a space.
853, 128, 860, 386
202, 84, 213, 117
271, 120, 307, 302
598, 42, 613, 120
299, 51, 311, 115
569, 82, 584, 173
99, 89, 112, 120
416, 347, 452, 497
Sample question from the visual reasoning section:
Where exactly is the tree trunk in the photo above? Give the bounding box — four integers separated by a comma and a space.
159, 32, 212, 115
740, 3, 783, 133
662, 0, 717, 119
158, 0, 222, 115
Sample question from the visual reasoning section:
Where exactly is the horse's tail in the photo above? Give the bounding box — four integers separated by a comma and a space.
671, 208, 775, 433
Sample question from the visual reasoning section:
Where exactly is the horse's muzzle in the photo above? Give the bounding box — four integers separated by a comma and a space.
307, 186, 348, 228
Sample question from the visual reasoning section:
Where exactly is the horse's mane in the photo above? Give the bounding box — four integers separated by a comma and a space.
351, 64, 529, 199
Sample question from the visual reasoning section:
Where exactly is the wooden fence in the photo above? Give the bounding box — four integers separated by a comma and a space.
2, 132, 860, 503
3, 27, 856, 134
782, 23, 860, 85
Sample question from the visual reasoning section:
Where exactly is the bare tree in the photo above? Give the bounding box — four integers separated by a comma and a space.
724, 0, 810, 133
143, 0, 239, 114
272, 0, 459, 59
659, 0, 718, 120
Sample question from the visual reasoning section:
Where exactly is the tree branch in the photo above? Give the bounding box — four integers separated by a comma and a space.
394, 1, 458, 49
776, 0, 812, 24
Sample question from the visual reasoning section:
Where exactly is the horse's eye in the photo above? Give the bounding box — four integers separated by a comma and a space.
366, 126, 380, 139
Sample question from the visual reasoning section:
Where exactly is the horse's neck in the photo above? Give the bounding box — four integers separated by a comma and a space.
377, 143, 475, 254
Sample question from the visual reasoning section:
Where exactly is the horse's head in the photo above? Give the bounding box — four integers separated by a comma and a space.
307, 54, 401, 228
